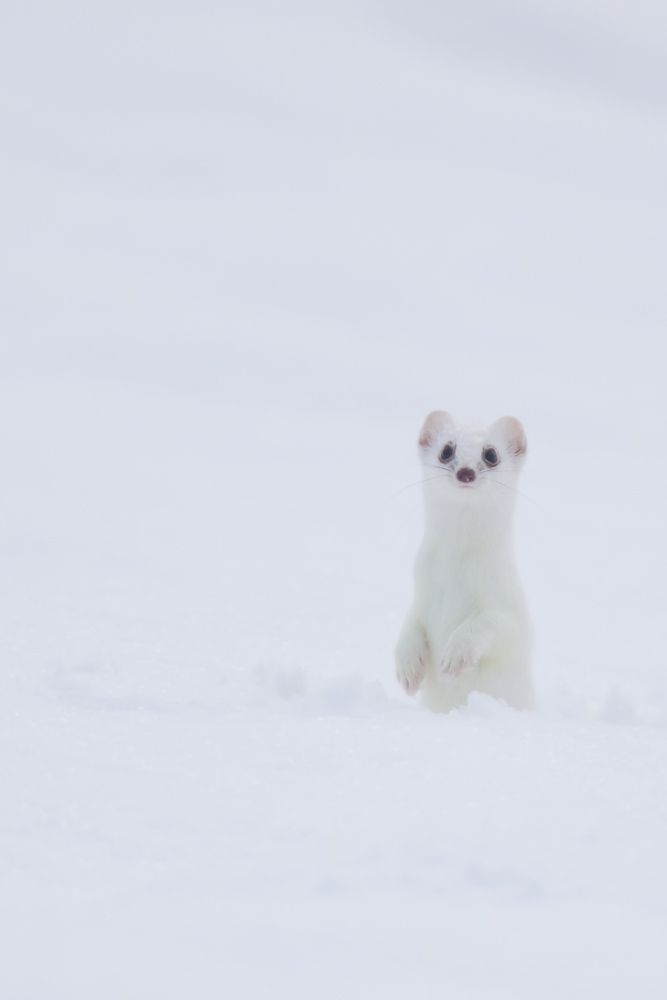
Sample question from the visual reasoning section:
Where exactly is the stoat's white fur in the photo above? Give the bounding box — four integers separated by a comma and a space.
395, 411, 534, 713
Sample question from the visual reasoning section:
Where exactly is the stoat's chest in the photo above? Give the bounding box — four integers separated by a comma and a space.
415, 538, 517, 629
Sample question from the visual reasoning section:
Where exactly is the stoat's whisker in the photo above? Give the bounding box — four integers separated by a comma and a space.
487, 479, 540, 507
391, 474, 449, 498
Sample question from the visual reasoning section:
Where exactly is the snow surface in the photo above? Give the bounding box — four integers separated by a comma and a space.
2, 1, 667, 996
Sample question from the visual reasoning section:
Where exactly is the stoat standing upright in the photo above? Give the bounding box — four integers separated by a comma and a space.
395, 410, 534, 713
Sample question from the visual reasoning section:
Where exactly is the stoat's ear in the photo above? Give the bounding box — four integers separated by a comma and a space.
490, 416, 527, 457
418, 410, 453, 448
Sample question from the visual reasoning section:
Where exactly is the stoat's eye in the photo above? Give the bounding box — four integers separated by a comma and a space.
483, 447, 499, 466
439, 443, 455, 463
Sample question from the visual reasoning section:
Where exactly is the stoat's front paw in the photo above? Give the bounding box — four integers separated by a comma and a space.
439, 634, 481, 680
395, 626, 429, 696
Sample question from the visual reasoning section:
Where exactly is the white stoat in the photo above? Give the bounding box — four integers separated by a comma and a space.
395, 410, 534, 713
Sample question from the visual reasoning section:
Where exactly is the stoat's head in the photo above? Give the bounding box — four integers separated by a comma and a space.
418, 411, 527, 508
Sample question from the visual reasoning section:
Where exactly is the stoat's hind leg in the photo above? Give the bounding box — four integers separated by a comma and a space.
395, 617, 429, 695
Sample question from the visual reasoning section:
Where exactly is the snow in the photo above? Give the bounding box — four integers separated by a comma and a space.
2, 1, 667, 996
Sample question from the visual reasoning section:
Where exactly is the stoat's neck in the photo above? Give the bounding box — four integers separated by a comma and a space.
423, 496, 516, 559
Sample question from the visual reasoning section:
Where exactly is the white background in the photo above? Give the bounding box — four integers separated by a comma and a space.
2, 2, 667, 996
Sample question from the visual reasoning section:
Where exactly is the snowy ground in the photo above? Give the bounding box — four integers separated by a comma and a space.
2, 2, 667, 997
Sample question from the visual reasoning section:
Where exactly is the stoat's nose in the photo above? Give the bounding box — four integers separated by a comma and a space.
456, 467, 476, 484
